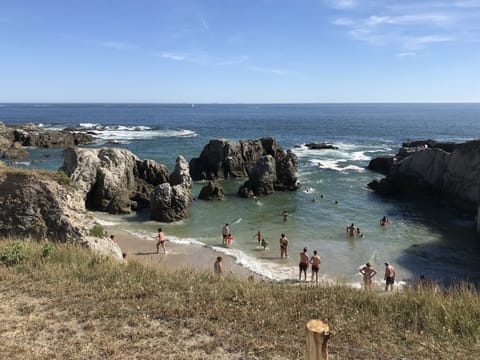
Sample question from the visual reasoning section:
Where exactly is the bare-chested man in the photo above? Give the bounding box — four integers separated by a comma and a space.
156, 228, 167, 254
359, 262, 377, 291
299, 247, 309, 281
310, 250, 321, 283
384, 262, 396, 291
279, 233, 289, 259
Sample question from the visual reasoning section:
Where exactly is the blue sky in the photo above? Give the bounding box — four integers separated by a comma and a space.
1, 0, 479, 103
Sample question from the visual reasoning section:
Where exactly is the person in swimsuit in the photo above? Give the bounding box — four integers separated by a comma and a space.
380, 216, 391, 226
226, 233, 234, 246
299, 247, 309, 281
384, 262, 396, 291
310, 250, 321, 283
214, 256, 223, 276
156, 228, 167, 254
261, 238, 268, 250
222, 223, 229, 244
346, 223, 356, 237
359, 262, 377, 291
253, 230, 262, 244
279, 233, 289, 259
281, 210, 290, 221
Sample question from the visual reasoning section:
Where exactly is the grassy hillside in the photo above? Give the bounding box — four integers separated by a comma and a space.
0, 241, 479, 359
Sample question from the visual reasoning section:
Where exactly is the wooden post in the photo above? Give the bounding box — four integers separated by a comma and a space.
305, 319, 331, 360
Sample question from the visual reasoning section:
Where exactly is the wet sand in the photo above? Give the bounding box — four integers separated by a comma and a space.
107, 228, 257, 279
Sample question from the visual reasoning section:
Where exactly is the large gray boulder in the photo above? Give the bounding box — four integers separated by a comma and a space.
150, 156, 193, 221
61, 147, 169, 214
0, 167, 123, 260
189, 137, 282, 180
198, 181, 225, 200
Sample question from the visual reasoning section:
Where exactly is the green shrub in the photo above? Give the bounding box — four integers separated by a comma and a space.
89, 224, 105, 238
42, 243, 54, 258
55, 171, 72, 186
0, 241, 23, 266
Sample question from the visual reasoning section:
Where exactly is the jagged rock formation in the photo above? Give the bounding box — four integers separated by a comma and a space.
0, 122, 95, 158
150, 156, 193, 221
189, 137, 284, 180
239, 150, 298, 197
367, 140, 455, 175
189, 137, 298, 198
198, 181, 225, 200
61, 147, 169, 214
305, 142, 339, 150
0, 166, 122, 259
368, 140, 480, 229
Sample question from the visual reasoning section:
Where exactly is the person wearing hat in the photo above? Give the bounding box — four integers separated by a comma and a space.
384, 262, 396, 291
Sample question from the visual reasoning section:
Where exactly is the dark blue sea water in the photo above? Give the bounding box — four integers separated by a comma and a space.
1, 103, 480, 287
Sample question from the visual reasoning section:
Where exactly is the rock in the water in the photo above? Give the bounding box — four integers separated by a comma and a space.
367, 156, 396, 175
305, 142, 339, 150
198, 181, 225, 200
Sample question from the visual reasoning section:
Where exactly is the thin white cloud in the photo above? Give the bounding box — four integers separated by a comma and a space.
98, 41, 136, 50
396, 52, 417, 57
200, 16, 209, 30
327, 0, 358, 9
248, 66, 291, 75
404, 35, 452, 50
329, 1, 470, 53
215, 56, 249, 66
159, 52, 186, 61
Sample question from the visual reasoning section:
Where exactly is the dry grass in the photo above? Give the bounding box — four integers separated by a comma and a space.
0, 241, 479, 359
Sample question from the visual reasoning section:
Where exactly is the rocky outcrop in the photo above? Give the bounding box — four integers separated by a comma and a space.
0, 122, 95, 159
368, 140, 480, 216
0, 166, 123, 260
150, 156, 193, 221
305, 142, 339, 150
198, 181, 225, 200
60, 147, 169, 214
189, 137, 283, 180
239, 155, 276, 197
239, 150, 298, 197
367, 140, 456, 175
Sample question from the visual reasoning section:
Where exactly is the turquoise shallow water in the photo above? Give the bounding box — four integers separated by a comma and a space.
2, 103, 480, 286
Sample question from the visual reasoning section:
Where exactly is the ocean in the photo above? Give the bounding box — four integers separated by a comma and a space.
2, 103, 480, 287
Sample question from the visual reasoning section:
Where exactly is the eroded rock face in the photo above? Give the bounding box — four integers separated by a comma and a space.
0, 168, 123, 260
198, 181, 225, 200
189, 137, 282, 180
150, 156, 193, 221
368, 140, 480, 216
61, 147, 169, 214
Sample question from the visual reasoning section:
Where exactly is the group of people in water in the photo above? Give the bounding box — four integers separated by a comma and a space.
298, 247, 321, 283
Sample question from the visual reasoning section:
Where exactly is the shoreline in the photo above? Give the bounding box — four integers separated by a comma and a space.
107, 227, 260, 279
106, 226, 408, 292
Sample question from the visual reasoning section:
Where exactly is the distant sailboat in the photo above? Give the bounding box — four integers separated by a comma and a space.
191, 104, 195, 108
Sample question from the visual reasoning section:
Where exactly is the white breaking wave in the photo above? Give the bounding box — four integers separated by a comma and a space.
311, 159, 365, 172
73, 123, 197, 142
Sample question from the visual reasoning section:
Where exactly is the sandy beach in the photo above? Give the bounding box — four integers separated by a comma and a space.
107, 228, 258, 279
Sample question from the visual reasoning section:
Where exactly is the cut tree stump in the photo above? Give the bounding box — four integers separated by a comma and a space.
305, 319, 332, 360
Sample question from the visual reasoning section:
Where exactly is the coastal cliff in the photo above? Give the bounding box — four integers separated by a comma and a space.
0, 164, 122, 259
368, 140, 480, 231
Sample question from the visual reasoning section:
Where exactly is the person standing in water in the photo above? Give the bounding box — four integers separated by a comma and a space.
222, 223, 229, 244
281, 210, 290, 221
299, 247, 309, 281
310, 250, 321, 283
253, 230, 262, 244
279, 233, 289, 258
